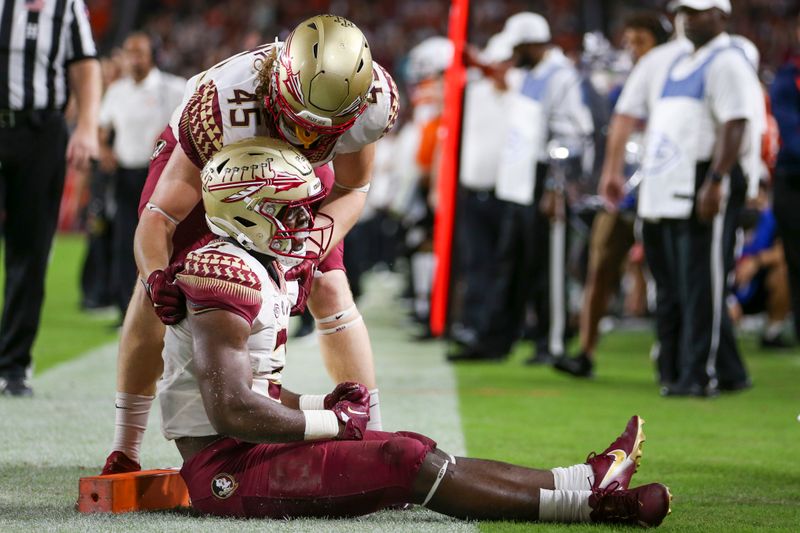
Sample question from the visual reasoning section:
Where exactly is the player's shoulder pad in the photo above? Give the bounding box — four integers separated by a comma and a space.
373, 62, 400, 138
336, 62, 400, 152
175, 241, 264, 326
178, 80, 224, 168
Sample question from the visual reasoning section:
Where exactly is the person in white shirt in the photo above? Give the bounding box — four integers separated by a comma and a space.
450, 12, 593, 362
555, 11, 673, 379
604, 0, 759, 397
98, 33, 185, 315
449, 32, 514, 352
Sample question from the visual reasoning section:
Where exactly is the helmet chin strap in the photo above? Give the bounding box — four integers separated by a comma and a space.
207, 215, 262, 254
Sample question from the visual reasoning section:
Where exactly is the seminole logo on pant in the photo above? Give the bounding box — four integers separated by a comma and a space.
211, 473, 239, 499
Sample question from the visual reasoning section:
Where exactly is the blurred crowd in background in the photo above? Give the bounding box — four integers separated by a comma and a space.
82, 0, 798, 79
61, 1, 800, 394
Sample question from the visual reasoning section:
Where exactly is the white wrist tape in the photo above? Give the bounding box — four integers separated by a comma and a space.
299, 394, 326, 411
303, 410, 339, 441
334, 180, 371, 193
145, 202, 179, 225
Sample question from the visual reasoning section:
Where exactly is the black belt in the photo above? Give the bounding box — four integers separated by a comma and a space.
0, 109, 61, 129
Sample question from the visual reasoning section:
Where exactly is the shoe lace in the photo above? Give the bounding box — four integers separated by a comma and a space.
592, 481, 639, 522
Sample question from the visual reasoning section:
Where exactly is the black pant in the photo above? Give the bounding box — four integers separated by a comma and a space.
480, 164, 569, 356
642, 163, 749, 390
772, 169, 800, 339
111, 166, 149, 314
456, 188, 504, 338
0, 112, 68, 378
80, 166, 115, 309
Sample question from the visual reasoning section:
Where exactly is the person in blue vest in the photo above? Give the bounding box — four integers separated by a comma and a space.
449, 12, 593, 362
603, 0, 762, 397
769, 11, 800, 345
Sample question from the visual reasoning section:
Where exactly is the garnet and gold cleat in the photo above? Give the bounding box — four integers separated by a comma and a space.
586, 415, 646, 490
589, 482, 672, 528
101, 451, 141, 476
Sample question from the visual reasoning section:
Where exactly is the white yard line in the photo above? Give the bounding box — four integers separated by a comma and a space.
0, 272, 477, 532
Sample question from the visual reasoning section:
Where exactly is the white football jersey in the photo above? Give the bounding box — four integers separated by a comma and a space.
158, 239, 296, 440
168, 43, 399, 169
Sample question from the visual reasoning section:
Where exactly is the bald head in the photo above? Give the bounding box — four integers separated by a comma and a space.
124, 33, 154, 82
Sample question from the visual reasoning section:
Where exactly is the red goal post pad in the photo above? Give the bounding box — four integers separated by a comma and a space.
77, 469, 190, 514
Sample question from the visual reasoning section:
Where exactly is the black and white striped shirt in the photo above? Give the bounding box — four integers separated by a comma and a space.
0, 0, 97, 111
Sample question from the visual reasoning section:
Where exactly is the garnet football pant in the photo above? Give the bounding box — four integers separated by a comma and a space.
180, 431, 436, 518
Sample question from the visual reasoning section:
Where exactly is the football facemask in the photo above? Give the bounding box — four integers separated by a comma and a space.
201, 137, 333, 262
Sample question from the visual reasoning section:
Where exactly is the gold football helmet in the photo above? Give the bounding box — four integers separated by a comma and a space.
269, 14, 373, 148
201, 137, 333, 262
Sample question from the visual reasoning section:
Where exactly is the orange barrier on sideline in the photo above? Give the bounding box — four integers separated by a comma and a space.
77, 469, 190, 514
430, 0, 470, 336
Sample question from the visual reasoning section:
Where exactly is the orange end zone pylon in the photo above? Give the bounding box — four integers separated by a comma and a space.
77, 469, 190, 514
430, 0, 470, 336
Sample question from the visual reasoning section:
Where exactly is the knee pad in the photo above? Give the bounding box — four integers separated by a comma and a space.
315, 304, 362, 335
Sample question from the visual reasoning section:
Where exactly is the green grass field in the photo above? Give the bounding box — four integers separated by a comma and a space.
457, 333, 800, 531
1, 235, 799, 531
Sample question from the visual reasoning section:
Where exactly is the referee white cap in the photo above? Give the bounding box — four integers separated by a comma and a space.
668, 0, 732, 14
502, 12, 551, 47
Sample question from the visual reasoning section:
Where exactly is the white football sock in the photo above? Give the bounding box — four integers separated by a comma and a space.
111, 392, 154, 462
551, 464, 594, 490
538, 489, 592, 522
366, 388, 382, 431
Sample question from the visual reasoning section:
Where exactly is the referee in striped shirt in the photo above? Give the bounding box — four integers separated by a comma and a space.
0, 0, 101, 396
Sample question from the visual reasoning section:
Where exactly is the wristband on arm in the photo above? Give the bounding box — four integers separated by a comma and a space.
303, 410, 340, 440
709, 171, 724, 183
299, 394, 326, 411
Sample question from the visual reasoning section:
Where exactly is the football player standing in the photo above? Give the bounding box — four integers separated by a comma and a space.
102, 14, 398, 474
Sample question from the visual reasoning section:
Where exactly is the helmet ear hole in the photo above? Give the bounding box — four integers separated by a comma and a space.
234, 216, 257, 228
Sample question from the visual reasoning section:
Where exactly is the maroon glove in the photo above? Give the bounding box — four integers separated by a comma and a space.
330, 399, 370, 440
324, 382, 370, 410
284, 255, 319, 316
143, 262, 185, 325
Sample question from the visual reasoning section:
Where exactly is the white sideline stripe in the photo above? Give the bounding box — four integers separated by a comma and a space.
549, 218, 566, 356
705, 180, 729, 389
0, 272, 476, 533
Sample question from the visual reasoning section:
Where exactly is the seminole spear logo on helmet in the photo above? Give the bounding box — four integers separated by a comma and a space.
269, 14, 374, 149
200, 137, 332, 264
204, 159, 309, 203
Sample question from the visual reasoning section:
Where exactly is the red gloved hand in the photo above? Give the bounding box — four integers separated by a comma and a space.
284, 255, 320, 315
324, 382, 370, 410
144, 262, 185, 325
331, 399, 370, 440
